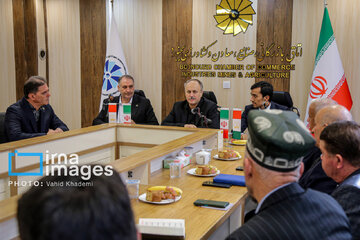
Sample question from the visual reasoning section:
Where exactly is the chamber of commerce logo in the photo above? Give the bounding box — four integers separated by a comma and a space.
102, 55, 127, 97
310, 76, 328, 99
214, 0, 256, 36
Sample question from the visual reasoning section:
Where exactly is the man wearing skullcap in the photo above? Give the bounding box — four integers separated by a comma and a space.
227, 110, 351, 240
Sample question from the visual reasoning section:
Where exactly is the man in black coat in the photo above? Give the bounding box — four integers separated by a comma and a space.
227, 110, 351, 240
300, 105, 352, 194
161, 79, 219, 129
5, 76, 69, 142
320, 121, 360, 239
241, 81, 289, 133
93, 75, 158, 125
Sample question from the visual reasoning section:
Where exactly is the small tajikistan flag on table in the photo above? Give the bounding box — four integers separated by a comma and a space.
232, 108, 242, 140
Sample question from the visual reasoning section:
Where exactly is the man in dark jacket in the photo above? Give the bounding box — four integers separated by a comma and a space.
241, 81, 289, 133
227, 110, 351, 240
300, 105, 352, 194
320, 121, 360, 239
5, 76, 68, 142
161, 79, 219, 129
93, 75, 158, 125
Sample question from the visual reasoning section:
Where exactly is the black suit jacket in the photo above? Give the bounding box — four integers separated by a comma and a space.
161, 97, 219, 129
332, 169, 360, 239
92, 94, 158, 125
241, 102, 289, 132
227, 183, 351, 240
299, 150, 337, 195
5, 97, 69, 142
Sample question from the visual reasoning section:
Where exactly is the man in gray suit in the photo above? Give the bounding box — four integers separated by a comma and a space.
227, 110, 351, 240
320, 121, 360, 239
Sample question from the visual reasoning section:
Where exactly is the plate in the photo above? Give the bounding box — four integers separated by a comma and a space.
187, 168, 220, 177
213, 154, 241, 161
138, 193, 181, 204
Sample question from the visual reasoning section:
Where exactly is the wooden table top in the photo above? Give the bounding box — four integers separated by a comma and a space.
131, 145, 248, 240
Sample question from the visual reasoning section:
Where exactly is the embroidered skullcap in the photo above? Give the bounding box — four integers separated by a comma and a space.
246, 109, 315, 172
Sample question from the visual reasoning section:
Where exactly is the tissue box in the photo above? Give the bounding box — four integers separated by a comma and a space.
163, 156, 190, 169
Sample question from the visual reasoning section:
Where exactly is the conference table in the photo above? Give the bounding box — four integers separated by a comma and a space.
131, 146, 248, 240
0, 124, 248, 240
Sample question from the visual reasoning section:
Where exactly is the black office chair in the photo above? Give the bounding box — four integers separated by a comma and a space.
203, 91, 218, 104
272, 91, 300, 116
134, 89, 146, 98
0, 112, 7, 144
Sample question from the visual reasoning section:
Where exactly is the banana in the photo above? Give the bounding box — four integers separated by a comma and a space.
147, 186, 183, 195
233, 140, 247, 145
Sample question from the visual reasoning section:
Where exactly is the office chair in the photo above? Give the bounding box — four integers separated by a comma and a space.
272, 91, 300, 116
134, 89, 146, 98
202, 91, 218, 104
0, 112, 7, 144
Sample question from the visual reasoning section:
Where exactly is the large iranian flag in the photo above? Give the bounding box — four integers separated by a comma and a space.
304, 7, 352, 125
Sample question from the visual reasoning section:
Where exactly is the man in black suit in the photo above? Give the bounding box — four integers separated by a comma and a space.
93, 75, 158, 125
299, 105, 352, 194
241, 81, 289, 133
320, 121, 360, 239
161, 79, 219, 129
5, 76, 69, 142
227, 110, 351, 240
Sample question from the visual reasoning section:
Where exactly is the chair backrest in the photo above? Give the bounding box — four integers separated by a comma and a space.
272, 91, 300, 116
272, 91, 293, 108
134, 89, 146, 98
0, 112, 7, 144
203, 91, 217, 104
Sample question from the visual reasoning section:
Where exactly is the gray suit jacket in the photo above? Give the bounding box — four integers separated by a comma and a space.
332, 169, 360, 239
227, 183, 351, 240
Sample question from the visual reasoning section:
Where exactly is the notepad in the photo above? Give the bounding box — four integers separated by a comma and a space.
213, 174, 246, 186
138, 218, 185, 240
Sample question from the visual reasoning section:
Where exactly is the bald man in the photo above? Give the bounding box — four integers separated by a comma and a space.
307, 98, 337, 132
299, 105, 353, 194
303, 98, 337, 172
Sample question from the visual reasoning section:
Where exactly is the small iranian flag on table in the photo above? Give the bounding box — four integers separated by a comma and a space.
122, 104, 132, 124
220, 108, 229, 139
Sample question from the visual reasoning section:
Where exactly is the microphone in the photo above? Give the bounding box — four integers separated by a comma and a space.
191, 107, 200, 115
191, 107, 212, 127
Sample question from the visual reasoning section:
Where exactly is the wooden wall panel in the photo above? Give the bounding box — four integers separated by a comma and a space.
192, 0, 257, 112
256, 0, 293, 92
162, 0, 193, 121
291, 0, 360, 122
46, 0, 81, 130
35, 0, 47, 79
0, 0, 16, 112
12, 0, 38, 100
79, 0, 106, 127
112, 0, 162, 121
